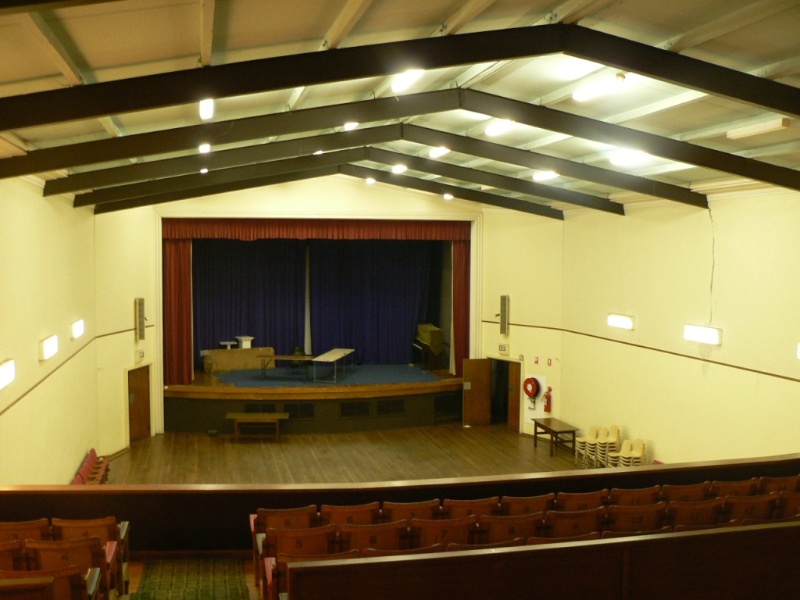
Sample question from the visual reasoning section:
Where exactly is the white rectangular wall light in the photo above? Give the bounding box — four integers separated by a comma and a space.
0, 359, 14, 390
39, 334, 59, 360
684, 324, 721, 345
71, 319, 85, 339
607, 314, 635, 330
796, 343, 800, 360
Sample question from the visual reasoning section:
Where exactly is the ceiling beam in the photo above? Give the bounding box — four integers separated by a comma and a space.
403, 125, 707, 208
365, 147, 623, 215
340, 164, 564, 220
461, 90, 800, 193
0, 89, 460, 179
3, 24, 800, 132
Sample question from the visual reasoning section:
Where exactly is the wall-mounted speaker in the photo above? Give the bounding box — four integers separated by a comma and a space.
134, 297, 146, 340
500, 295, 510, 335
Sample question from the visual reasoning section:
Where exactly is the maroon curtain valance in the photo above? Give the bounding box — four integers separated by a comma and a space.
162, 218, 471, 241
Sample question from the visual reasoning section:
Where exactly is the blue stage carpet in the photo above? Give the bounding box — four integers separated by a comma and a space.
216, 364, 438, 387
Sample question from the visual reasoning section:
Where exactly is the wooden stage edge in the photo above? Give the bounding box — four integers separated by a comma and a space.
164, 370, 463, 401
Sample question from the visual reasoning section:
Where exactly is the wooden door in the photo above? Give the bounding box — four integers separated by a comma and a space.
507, 360, 521, 432
462, 358, 491, 426
128, 365, 151, 441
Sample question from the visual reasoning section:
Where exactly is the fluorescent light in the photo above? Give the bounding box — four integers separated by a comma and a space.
428, 146, 450, 159
610, 148, 650, 167
391, 164, 407, 174
199, 98, 215, 120
391, 69, 424, 93
313, 150, 324, 155
71, 319, 85, 339
0, 359, 14, 391
533, 170, 559, 182
485, 119, 515, 137
727, 117, 790, 140
198, 143, 211, 153
443, 193, 454, 201
343, 122, 359, 131
40, 335, 59, 361
200, 168, 209, 174
796, 342, 800, 360
607, 314, 634, 330
365, 177, 376, 185
684, 324, 721, 345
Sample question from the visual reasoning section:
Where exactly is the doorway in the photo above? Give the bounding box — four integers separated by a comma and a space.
462, 358, 521, 431
128, 365, 151, 442
491, 359, 521, 431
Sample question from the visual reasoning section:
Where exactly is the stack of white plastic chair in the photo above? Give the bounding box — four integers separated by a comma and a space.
575, 426, 598, 467
619, 439, 646, 466
585, 426, 608, 468
596, 425, 620, 468
607, 439, 631, 468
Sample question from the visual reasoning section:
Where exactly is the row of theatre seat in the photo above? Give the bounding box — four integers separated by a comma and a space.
0, 516, 130, 600
70, 448, 110, 485
251, 474, 800, 600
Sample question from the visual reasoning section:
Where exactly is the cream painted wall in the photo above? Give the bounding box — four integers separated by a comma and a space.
560, 191, 800, 463
0, 179, 98, 483
478, 208, 564, 434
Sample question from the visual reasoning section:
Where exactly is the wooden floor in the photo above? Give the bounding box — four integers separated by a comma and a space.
108, 423, 580, 485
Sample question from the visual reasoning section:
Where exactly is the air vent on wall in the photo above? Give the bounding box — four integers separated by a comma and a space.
500, 295, 510, 335
134, 297, 146, 340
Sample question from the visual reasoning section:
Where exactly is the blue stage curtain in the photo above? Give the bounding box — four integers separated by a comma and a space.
192, 239, 306, 367
309, 240, 433, 364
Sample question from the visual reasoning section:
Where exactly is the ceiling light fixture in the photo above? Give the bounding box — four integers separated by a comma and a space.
443, 193, 454, 201
343, 122, 359, 131
684, 324, 721, 345
572, 72, 626, 102
607, 313, 635, 330
726, 117, 790, 139
0, 359, 14, 391
610, 148, 650, 167
198, 143, 211, 153
428, 146, 450, 159
200, 168, 209, 174
313, 150, 324, 155
39, 334, 59, 361
391, 164, 407, 174
391, 69, 424, 93
365, 177, 376, 185
533, 170, 559, 182
485, 119, 515, 137
199, 98, 215, 120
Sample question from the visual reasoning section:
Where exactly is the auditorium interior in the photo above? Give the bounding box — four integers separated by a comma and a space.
1, 0, 800, 598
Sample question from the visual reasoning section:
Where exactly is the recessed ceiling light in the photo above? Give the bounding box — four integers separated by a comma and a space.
572, 72, 626, 102
533, 170, 559, 182
343, 122, 359, 131
71, 319, 85, 339
199, 98, 214, 120
443, 193, 454, 201
200, 168, 209, 174
39, 334, 59, 361
391, 69, 424, 93
313, 150, 324, 155
199, 143, 211, 153
365, 177, 376, 185
429, 146, 450, 158
0, 359, 15, 391
607, 314, 634, 330
485, 119, 515, 137
391, 164, 407, 174
684, 324, 721, 345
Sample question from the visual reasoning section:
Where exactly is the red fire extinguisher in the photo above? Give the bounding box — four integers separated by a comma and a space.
543, 386, 553, 413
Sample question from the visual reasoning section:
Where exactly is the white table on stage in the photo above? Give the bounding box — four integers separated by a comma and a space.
312, 348, 355, 383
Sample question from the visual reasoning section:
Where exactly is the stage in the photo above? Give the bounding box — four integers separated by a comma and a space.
163, 365, 464, 435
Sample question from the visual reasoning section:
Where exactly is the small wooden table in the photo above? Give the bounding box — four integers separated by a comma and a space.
226, 412, 290, 441
532, 417, 578, 457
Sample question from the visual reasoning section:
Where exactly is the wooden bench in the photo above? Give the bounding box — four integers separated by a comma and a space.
226, 412, 290, 441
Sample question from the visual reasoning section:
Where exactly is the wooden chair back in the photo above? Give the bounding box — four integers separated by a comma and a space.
441, 496, 500, 518
379, 499, 441, 521
0, 520, 50, 543
24, 537, 110, 600
608, 485, 662, 506
605, 502, 667, 532
660, 481, 712, 502
0, 567, 90, 600
665, 498, 725, 528
409, 516, 478, 547
0, 576, 55, 600
778, 491, 800, 518
554, 489, 609, 511
723, 494, 777, 521
255, 505, 319, 531
0, 540, 24, 571
758, 475, 800, 494
476, 512, 544, 544
319, 502, 380, 526
542, 507, 607, 538
500, 493, 555, 516
709, 478, 760, 498
263, 524, 338, 557
337, 520, 410, 552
